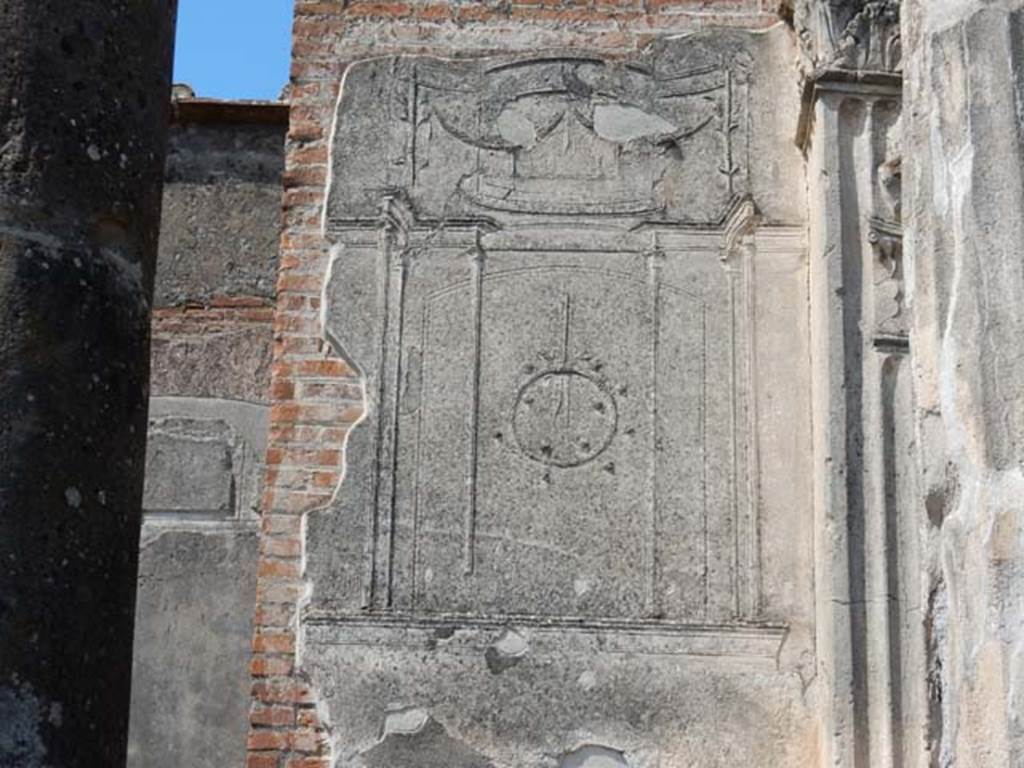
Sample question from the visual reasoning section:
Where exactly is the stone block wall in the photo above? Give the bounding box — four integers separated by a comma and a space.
128, 98, 287, 768
248, 3, 799, 768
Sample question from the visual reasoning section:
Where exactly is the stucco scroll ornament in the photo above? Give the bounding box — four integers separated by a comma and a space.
792, 0, 901, 78
869, 156, 905, 338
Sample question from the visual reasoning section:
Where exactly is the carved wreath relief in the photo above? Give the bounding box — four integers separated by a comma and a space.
321, 41, 766, 630
512, 294, 619, 469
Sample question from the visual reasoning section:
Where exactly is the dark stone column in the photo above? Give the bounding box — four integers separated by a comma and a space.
0, 2, 176, 766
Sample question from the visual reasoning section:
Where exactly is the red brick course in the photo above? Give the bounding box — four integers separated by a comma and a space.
247, 0, 782, 765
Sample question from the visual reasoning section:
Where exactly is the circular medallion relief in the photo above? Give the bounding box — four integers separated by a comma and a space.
513, 369, 618, 468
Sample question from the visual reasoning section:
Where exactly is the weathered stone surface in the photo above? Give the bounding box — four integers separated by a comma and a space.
305, 26, 817, 765
790, 0, 901, 78
143, 422, 236, 516
150, 313, 275, 403
129, 399, 267, 767
789, 1, 924, 763
306, 620, 813, 766
127, 527, 259, 768
357, 710, 494, 768
156, 114, 285, 307
221, 1, 1024, 765
804, 82, 913, 768
128, 102, 281, 768
0, 1, 175, 765
142, 398, 268, 520
904, 1, 1024, 764
325, 35, 804, 228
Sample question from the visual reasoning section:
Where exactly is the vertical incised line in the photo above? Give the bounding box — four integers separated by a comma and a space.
365, 212, 395, 609
464, 234, 486, 575
645, 246, 662, 617
701, 303, 710, 619
408, 69, 419, 189
743, 78, 751, 195
410, 303, 429, 610
383, 243, 409, 608
561, 292, 573, 428
474, 103, 483, 196
729, 264, 741, 620
562, 291, 572, 365
724, 69, 735, 198
741, 239, 762, 619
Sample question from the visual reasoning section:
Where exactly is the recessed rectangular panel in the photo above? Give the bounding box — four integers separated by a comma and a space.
143, 420, 235, 518
354, 239, 751, 626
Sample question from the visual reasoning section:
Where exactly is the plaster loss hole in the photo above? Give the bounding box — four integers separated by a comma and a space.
560, 744, 630, 768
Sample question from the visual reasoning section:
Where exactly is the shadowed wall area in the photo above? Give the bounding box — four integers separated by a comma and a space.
0, 1, 176, 766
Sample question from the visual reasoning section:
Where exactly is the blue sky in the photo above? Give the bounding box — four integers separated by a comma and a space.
173, 0, 294, 101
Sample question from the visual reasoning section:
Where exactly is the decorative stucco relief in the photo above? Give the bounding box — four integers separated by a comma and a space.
300, 27, 816, 768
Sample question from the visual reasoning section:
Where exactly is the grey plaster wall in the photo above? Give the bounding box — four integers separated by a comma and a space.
128, 528, 260, 768
155, 110, 285, 307
127, 101, 285, 768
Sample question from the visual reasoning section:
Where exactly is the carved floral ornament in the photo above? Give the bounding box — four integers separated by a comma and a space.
790, 0, 902, 76
326, 44, 757, 229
